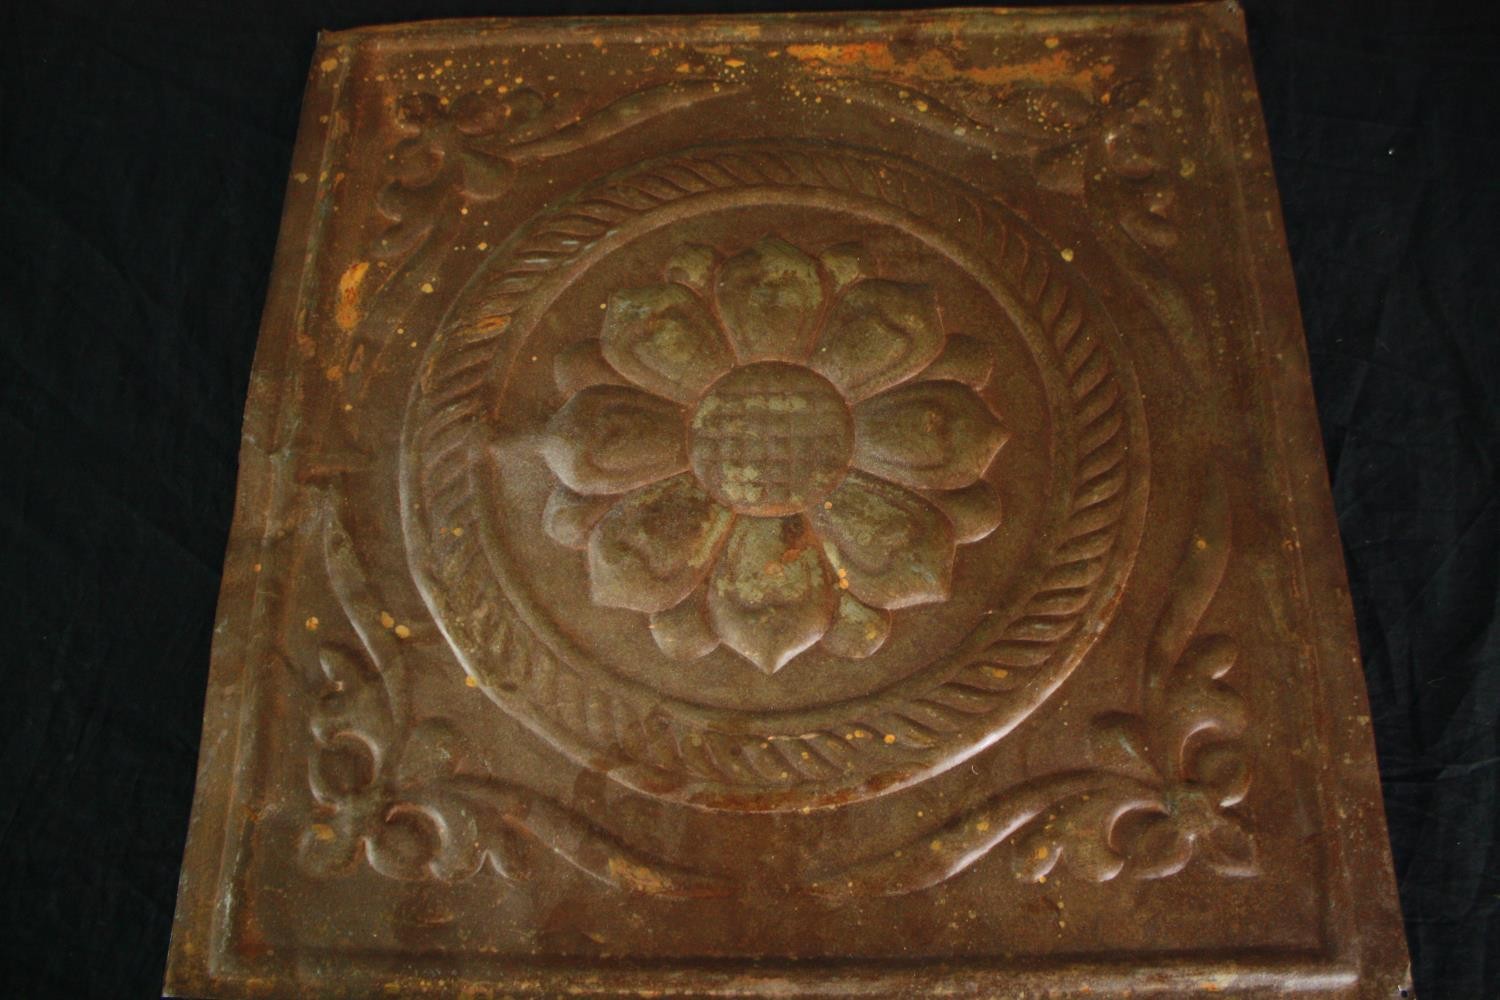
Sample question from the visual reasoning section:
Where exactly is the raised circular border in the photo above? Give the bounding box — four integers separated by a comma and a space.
400, 142, 1149, 812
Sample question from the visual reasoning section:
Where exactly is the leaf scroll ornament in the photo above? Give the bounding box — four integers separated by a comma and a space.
372, 89, 542, 260
811, 472, 1254, 896
1018, 472, 1255, 882
297, 508, 731, 897
368, 80, 743, 263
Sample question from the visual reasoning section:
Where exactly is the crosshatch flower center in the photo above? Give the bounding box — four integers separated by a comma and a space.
539, 235, 1009, 673
688, 362, 854, 516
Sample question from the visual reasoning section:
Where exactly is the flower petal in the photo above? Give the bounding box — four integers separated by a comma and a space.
1191, 742, 1252, 808
1125, 813, 1192, 879
298, 813, 362, 875
820, 593, 891, 659
587, 474, 733, 613
541, 384, 687, 495
819, 243, 870, 291
389, 136, 444, 187
600, 283, 733, 402
455, 148, 513, 201
714, 237, 825, 361
367, 806, 443, 880
450, 91, 506, 135
1200, 815, 1258, 877
499, 88, 545, 129
553, 339, 627, 397
925, 479, 1004, 543
916, 334, 995, 388
650, 587, 720, 661
812, 472, 954, 610
853, 380, 1007, 490
1103, 120, 1160, 179
395, 93, 444, 127
707, 516, 836, 673
542, 485, 616, 549
810, 280, 944, 400
664, 244, 717, 293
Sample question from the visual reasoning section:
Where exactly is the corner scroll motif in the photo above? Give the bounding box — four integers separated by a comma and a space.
296, 507, 732, 897
370, 79, 746, 263
811, 472, 1254, 895
805, 73, 1181, 253
316, 79, 744, 414
800, 65, 1219, 391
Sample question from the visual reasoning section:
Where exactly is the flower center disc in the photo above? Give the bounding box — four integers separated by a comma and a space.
688, 362, 854, 516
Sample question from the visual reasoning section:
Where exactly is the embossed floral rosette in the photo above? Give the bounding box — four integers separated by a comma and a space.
401, 143, 1148, 810
539, 236, 1008, 673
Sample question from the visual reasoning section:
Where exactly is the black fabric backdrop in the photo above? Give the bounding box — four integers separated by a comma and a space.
1, 1, 1495, 997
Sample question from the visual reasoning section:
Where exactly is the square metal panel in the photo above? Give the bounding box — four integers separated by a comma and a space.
166, 5, 1412, 996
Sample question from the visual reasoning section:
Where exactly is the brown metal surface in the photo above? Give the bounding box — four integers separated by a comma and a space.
165, 5, 1412, 997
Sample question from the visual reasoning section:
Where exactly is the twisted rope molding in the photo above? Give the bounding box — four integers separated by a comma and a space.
400, 141, 1149, 810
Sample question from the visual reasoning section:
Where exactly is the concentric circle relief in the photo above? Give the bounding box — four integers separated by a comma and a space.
400, 143, 1149, 811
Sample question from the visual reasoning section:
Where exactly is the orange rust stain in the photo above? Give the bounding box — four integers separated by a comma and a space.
607, 855, 670, 894
786, 41, 1112, 94
785, 41, 898, 73
335, 260, 370, 332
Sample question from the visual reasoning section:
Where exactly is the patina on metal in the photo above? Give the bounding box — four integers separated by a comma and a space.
166, 5, 1412, 997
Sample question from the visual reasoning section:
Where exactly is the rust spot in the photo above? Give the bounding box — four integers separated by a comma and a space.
335, 261, 370, 332
607, 855, 671, 894
785, 42, 1111, 94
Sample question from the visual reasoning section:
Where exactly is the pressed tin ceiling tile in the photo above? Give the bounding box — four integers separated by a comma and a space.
165, 5, 1412, 997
